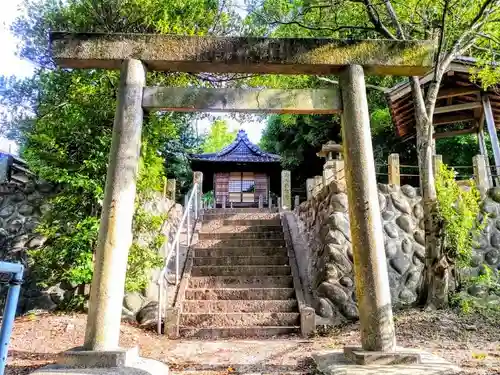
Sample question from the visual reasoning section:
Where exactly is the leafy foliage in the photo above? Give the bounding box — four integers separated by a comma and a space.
202, 119, 237, 153
435, 163, 485, 268
2, 0, 238, 294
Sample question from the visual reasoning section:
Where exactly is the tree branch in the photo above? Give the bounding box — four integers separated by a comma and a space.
268, 19, 376, 33
383, 0, 405, 38
359, 0, 397, 39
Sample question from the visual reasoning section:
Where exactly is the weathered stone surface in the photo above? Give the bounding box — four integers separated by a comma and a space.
27, 235, 46, 248
384, 223, 399, 239
318, 298, 334, 318
396, 214, 414, 233
488, 187, 500, 203
339, 276, 353, 288
390, 256, 411, 275
391, 193, 411, 214
491, 233, 500, 248
385, 240, 399, 258
485, 249, 499, 265
24, 294, 57, 313
0, 205, 15, 218
50, 32, 436, 75
414, 230, 425, 245
401, 238, 413, 254
328, 212, 350, 240
330, 193, 348, 212
18, 204, 34, 216
413, 204, 424, 219
124, 292, 146, 314
318, 282, 349, 305
378, 193, 387, 211
382, 210, 395, 221
295, 181, 500, 326
401, 185, 417, 199
341, 303, 359, 320
136, 301, 158, 326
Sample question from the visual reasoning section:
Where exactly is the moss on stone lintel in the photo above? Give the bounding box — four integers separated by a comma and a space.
50, 32, 435, 76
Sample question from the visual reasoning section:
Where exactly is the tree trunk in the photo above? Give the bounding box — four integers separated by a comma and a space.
414, 99, 449, 309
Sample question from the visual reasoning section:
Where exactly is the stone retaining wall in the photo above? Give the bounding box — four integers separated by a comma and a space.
294, 180, 426, 325
294, 180, 500, 324
0, 181, 183, 323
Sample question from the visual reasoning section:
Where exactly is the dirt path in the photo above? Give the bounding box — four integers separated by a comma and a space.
5, 309, 500, 375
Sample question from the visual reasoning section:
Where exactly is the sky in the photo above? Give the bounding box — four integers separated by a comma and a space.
0, 0, 266, 154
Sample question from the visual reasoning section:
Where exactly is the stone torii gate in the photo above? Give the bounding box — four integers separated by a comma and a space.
48, 32, 435, 373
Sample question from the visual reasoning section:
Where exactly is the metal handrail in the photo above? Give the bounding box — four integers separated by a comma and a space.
157, 182, 200, 334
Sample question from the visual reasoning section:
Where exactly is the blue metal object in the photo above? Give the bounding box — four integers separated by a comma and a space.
0, 262, 24, 375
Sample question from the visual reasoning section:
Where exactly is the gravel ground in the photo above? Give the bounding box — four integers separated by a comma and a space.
5, 308, 500, 375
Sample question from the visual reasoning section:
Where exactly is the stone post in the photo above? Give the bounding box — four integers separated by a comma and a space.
258, 194, 263, 209
281, 170, 291, 210
193, 171, 203, 212
222, 195, 226, 209
433, 154, 442, 178
313, 175, 323, 197
294, 195, 300, 209
473, 154, 490, 197
388, 153, 400, 186
84, 59, 146, 351
339, 65, 396, 352
167, 179, 176, 201
306, 178, 314, 200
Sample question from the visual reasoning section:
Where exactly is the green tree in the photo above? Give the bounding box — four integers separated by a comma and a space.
202, 119, 238, 153
245, 0, 500, 309
0, 0, 239, 292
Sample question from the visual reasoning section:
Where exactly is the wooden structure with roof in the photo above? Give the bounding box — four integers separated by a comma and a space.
190, 130, 282, 207
386, 57, 500, 172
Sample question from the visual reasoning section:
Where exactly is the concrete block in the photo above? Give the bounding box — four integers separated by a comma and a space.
300, 306, 315, 337
344, 346, 421, 365
30, 357, 169, 375
313, 348, 461, 375
57, 347, 139, 368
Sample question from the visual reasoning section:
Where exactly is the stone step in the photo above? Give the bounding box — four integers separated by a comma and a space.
180, 312, 300, 327
202, 213, 280, 221
193, 256, 289, 267
182, 299, 298, 313
188, 275, 294, 288
191, 265, 291, 277
198, 231, 283, 240
193, 247, 287, 258
200, 224, 283, 233
204, 208, 278, 214
195, 238, 286, 248
185, 288, 295, 300
179, 326, 299, 339
222, 219, 281, 226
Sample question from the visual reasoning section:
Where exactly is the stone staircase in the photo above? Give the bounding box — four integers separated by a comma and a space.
176, 208, 304, 339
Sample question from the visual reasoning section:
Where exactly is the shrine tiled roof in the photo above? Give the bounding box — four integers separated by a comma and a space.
190, 130, 280, 163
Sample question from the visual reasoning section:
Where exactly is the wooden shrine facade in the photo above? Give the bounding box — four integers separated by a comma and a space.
190, 130, 281, 207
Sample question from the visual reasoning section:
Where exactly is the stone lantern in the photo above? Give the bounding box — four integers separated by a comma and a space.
316, 141, 344, 186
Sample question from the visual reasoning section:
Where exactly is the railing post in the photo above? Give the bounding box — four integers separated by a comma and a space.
433, 154, 443, 178
473, 154, 490, 197
0, 262, 23, 374
222, 195, 226, 209
194, 186, 198, 220
306, 178, 314, 200
187, 199, 191, 248
258, 194, 263, 208
388, 153, 400, 186
175, 240, 180, 285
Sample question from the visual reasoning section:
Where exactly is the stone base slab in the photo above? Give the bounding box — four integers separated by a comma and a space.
30, 357, 168, 375
343, 346, 421, 365
57, 347, 139, 368
313, 349, 461, 375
